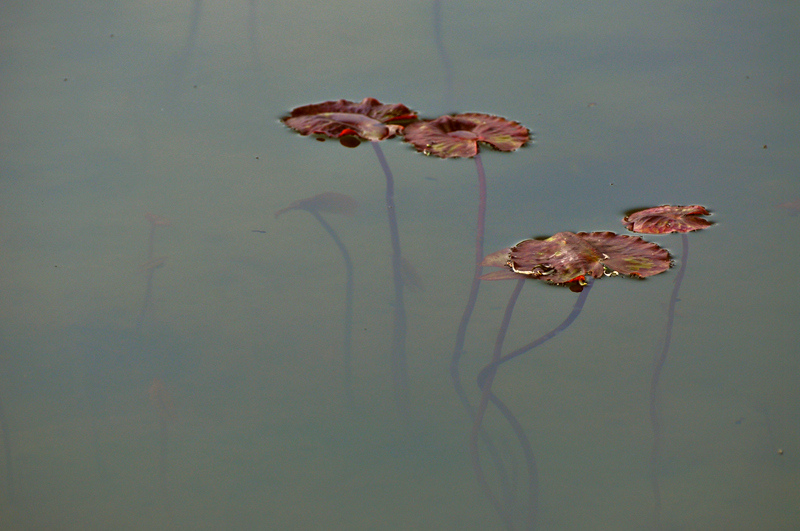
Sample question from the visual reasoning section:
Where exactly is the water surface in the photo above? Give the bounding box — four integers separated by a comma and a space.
1, 1, 798, 529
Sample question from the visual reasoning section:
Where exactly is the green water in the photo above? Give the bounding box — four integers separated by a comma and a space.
1, 1, 798, 529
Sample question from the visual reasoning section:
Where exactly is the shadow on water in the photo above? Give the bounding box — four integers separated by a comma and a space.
72, 212, 193, 521
274, 193, 358, 408
148, 377, 176, 516
167, 0, 203, 97
77, 322, 196, 494
0, 389, 14, 504
280, 101, 417, 420
471, 279, 594, 530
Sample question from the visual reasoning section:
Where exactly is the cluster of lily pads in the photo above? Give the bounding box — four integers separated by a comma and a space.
282, 96, 529, 155
280, 97, 713, 527
281, 97, 711, 290
281, 97, 534, 414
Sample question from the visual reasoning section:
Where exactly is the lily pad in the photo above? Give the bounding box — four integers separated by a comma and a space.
480, 231, 671, 286
623, 205, 712, 234
402, 113, 530, 158
577, 231, 672, 278
282, 98, 418, 146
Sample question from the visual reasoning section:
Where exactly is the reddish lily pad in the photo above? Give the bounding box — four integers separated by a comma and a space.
282, 97, 418, 147
623, 205, 712, 234
480, 231, 671, 287
274, 192, 358, 218
576, 231, 672, 278
402, 113, 530, 158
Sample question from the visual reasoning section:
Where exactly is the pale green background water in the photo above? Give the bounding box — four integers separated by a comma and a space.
1, 1, 798, 529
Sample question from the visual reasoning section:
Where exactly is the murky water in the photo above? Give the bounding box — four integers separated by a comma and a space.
1, 1, 798, 529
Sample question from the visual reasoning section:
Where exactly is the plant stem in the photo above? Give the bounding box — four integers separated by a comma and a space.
470, 278, 524, 529
452, 153, 518, 521
450, 153, 487, 410
473, 279, 594, 529
479, 279, 594, 382
488, 391, 537, 529
650, 232, 689, 525
371, 141, 409, 416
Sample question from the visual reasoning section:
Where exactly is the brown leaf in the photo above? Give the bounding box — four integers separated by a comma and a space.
623, 205, 712, 234
481, 231, 672, 286
282, 98, 417, 144
403, 113, 530, 158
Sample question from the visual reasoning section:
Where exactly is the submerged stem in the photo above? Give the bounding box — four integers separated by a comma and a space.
453, 153, 519, 523
470, 278, 525, 529
650, 232, 689, 525
472, 278, 594, 529
480, 279, 594, 383
371, 141, 409, 416
451, 153, 488, 404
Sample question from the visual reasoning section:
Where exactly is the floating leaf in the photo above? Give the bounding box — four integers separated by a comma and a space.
621, 205, 713, 508
282, 98, 418, 147
576, 231, 672, 278
508, 232, 605, 284
274, 192, 358, 218
283, 100, 414, 405
402, 113, 530, 158
480, 231, 671, 287
623, 205, 712, 234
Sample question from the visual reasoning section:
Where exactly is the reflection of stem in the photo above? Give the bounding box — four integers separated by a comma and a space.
309, 210, 355, 408
489, 392, 536, 528
156, 404, 173, 519
246, 0, 263, 74
451, 153, 487, 409
472, 279, 594, 529
0, 392, 14, 501
470, 278, 524, 529
136, 225, 159, 333
371, 141, 409, 416
482, 280, 594, 375
147, 225, 155, 261
135, 268, 157, 332
159, 415, 169, 482
178, 1, 202, 79
650, 232, 689, 525
432, 0, 455, 112
450, 154, 518, 520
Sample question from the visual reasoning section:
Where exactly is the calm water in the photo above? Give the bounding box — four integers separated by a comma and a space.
1, 1, 798, 529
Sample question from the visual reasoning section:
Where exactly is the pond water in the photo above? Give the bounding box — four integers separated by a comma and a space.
1, 1, 798, 529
